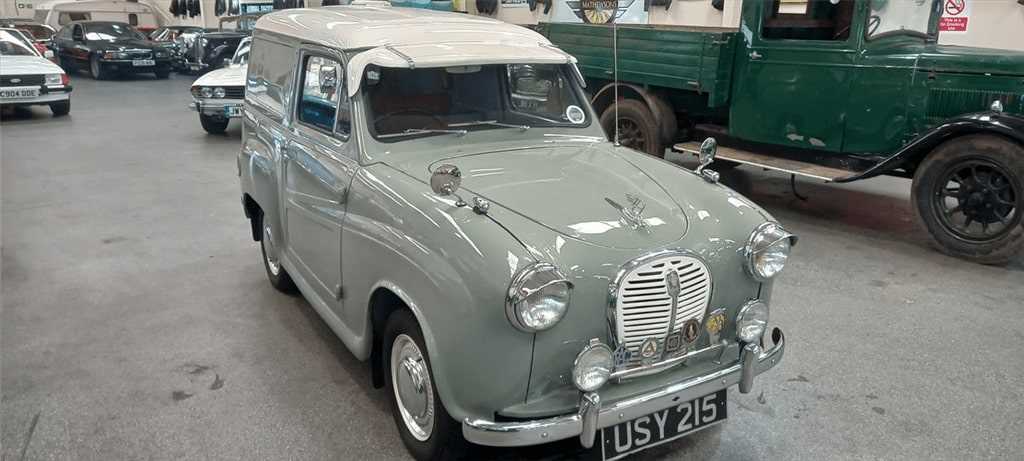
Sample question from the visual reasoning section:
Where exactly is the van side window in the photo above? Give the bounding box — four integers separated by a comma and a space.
246, 36, 295, 121
297, 55, 349, 137
762, 0, 855, 41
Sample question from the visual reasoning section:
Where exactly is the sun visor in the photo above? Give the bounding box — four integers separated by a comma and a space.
347, 42, 577, 97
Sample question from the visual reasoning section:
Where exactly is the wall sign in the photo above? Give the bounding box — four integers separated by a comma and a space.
939, 0, 970, 33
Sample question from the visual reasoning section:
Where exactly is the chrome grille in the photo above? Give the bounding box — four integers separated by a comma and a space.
223, 86, 245, 99
124, 49, 152, 60
611, 254, 711, 367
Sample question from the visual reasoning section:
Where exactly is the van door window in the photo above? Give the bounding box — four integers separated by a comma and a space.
762, 0, 855, 41
297, 55, 349, 138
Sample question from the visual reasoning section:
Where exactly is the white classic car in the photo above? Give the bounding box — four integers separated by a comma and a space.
0, 27, 71, 116
189, 36, 250, 133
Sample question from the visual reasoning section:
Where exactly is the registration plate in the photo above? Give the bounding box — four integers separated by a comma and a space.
224, 106, 242, 117
601, 390, 727, 460
0, 87, 39, 99
132, 59, 155, 66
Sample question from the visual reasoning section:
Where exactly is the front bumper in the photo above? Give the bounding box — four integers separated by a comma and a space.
0, 85, 72, 105
191, 99, 243, 118
463, 327, 786, 448
97, 59, 170, 73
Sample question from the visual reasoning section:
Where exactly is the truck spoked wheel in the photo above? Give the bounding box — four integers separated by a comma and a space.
912, 134, 1024, 264
601, 100, 665, 158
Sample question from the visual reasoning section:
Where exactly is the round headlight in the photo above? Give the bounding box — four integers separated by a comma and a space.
506, 262, 572, 332
213, 87, 226, 98
744, 222, 796, 281
736, 300, 769, 343
200, 87, 213, 98
573, 340, 613, 392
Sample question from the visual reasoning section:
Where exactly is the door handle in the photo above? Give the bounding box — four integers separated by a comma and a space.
749, 51, 763, 60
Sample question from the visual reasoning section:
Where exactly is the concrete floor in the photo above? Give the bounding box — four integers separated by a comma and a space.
2, 74, 1023, 461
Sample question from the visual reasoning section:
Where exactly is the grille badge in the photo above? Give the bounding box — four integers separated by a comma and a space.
10, 78, 21, 83
639, 338, 659, 359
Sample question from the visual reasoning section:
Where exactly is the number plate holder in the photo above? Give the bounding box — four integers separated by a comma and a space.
601, 389, 727, 461
132, 59, 155, 66
0, 87, 39, 99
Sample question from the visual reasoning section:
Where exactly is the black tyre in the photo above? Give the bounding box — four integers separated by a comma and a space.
154, 66, 171, 79
911, 134, 1024, 264
49, 100, 70, 117
59, 56, 76, 73
199, 114, 229, 134
259, 219, 296, 293
600, 99, 665, 157
383, 310, 467, 461
89, 55, 106, 80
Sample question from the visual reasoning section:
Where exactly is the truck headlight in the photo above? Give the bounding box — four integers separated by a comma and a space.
213, 87, 226, 98
573, 339, 613, 392
744, 222, 797, 281
506, 262, 572, 332
736, 300, 769, 343
44, 74, 62, 86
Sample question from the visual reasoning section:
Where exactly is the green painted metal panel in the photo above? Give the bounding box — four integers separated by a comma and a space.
538, 22, 738, 108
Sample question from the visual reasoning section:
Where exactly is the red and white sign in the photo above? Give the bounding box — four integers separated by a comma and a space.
939, 0, 970, 33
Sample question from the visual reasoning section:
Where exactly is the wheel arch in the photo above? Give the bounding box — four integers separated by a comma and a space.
367, 283, 429, 389
242, 193, 262, 241
591, 82, 677, 144
837, 112, 1024, 183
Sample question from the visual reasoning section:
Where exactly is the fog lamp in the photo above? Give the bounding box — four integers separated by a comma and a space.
573, 340, 613, 392
736, 300, 769, 343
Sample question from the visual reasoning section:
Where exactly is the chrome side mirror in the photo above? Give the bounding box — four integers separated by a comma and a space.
431, 164, 466, 206
695, 137, 719, 183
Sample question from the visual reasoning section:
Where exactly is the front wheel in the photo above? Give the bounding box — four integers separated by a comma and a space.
383, 310, 467, 461
199, 113, 229, 134
49, 100, 70, 117
911, 134, 1024, 264
260, 220, 296, 293
89, 56, 105, 80
600, 99, 665, 158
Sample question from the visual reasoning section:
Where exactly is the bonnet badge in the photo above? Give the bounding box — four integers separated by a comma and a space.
605, 193, 647, 231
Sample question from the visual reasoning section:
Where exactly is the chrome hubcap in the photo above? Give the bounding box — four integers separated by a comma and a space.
262, 225, 281, 276
391, 334, 434, 441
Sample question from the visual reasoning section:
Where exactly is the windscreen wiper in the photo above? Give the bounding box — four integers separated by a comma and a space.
378, 128, 468, 139
449, 120, 530, 131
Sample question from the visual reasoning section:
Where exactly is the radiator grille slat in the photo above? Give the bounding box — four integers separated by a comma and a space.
613, 255, 711, 369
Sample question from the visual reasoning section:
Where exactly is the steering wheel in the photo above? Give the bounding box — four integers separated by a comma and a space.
374, 108, 445, 130
867, 15, 881, 36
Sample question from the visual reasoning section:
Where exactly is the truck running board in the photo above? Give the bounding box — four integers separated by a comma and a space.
673, 142, 859, 182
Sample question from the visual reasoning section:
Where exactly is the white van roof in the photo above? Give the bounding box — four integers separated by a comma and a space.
256, 5, 576, 96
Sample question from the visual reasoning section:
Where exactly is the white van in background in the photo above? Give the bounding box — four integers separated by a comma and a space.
32, 0, 167, 33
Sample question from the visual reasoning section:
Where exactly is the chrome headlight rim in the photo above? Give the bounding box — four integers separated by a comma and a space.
743, 221, 797, 282
736, 299, 769, 343
572, 339, 614, 392
505, 262, 573, 333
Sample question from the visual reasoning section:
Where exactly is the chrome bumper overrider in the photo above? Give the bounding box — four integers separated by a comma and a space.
462, 328, 785, 448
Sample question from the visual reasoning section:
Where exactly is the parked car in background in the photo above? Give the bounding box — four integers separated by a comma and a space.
52, 20, 172, 79
0, 18, 57, 61
182, 14, 259, 74
0, 28, 72, 116
165, 27, 208, 73
239, 6, 791, 461
190, 37, 249, 133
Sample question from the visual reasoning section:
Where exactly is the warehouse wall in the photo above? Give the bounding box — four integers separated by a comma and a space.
937, 0, 1024, 51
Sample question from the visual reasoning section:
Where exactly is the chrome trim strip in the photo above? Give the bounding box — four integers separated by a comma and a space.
462, 328, 786, 448
610, 341, 724, 380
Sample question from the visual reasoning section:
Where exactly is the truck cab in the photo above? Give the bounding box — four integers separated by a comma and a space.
536, 0, 1024, 264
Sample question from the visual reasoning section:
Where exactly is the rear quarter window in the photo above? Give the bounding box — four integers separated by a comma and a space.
246, 34, 296, 123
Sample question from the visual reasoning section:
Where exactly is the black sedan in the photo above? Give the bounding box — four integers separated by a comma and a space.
53, 21, 173, 80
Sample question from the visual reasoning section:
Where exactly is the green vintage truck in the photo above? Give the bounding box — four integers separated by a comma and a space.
537, 0, 1024, 264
